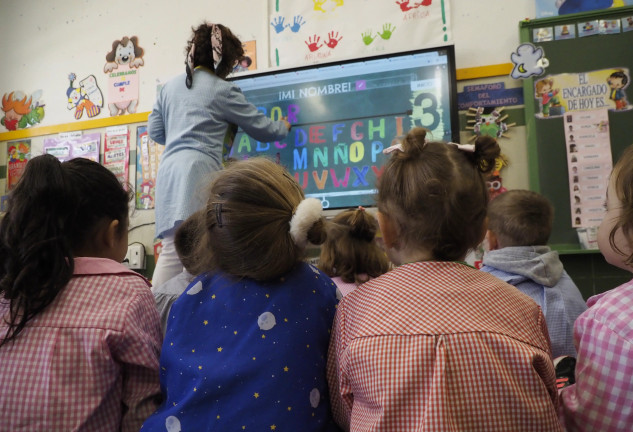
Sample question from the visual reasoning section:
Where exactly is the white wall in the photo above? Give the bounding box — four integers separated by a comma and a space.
0, 0, 535, 124
0, 0, 536, 273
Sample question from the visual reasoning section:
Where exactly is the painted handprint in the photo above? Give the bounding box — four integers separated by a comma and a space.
270, 16, 288, 34
313, 0, 327, 12
378, 23, 396, 40
326, 31, 343, 48
396, 0, 416, 11
361, 31, 376, 46
332, 0, 344, 8
416, 0, 432, 6
289, 15, 306, 33
305, 35, 323, 52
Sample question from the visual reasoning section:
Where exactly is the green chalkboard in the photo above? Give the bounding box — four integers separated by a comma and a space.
520, 6, 633, 251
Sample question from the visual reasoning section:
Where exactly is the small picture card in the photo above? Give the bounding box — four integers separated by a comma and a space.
599, 19, 621, 35
533, 27, 554, 42
578, 20, 599, 37
555, 24, 576, 40
622, 16, 633, 32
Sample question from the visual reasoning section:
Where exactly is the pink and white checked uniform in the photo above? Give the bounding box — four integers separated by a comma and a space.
0, 257, 162, 432
560, 279, 633, 431
327, 261, 562, 431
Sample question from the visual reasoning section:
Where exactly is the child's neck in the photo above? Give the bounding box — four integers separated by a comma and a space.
390, 248, 435, 266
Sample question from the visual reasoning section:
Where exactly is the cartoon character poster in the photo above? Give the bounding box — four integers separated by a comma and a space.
66, 73, 103, 120
534, 68, 630, 117
135, 126, 164, 209
268, 0, 451, 67
104, 36, 145, 116
6, 140, 31, 191
1, 91, 45, 131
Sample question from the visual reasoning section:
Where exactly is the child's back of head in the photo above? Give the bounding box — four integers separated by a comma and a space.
487, 190, 553, 248
319, 207, 390, 284
0, 154, 130, 344
377, 127, 500, 262
191, 157, 326, 281
174, 209, 203, 274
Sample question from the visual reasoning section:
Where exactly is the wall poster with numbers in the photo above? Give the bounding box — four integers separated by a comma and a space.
228, 46, 459, 210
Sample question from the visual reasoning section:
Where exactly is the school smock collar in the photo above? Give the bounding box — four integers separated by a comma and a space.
73, 257, 151, 285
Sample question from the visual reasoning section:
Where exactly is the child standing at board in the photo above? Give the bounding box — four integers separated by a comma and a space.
0, 155, 162, 431
327, 128, 562, 431
560, 144, 633, 431
319, 207, 390, 297
142, 157, 341, 432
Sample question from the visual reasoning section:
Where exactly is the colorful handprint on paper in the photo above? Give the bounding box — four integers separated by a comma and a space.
305, 35, 323, 52
326, 31, 343, 48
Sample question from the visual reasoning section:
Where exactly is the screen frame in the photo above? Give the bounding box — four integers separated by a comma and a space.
227, 44, 460, 213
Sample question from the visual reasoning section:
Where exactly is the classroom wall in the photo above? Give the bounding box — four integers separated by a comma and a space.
0, 0, 538, 279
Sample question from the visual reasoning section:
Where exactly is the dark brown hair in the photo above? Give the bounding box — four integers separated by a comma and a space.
0, 155, 129, 346
377, 128, 500, 261
174, 210, 204, 273
185, 22, 244, 87
487, 190, 553, 247
609, 144, 633, 265
319, 208, 390, 284
190, 157, 326, 281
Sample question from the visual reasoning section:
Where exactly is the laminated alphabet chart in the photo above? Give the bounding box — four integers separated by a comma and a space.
104, 125, 130, 189
564, 109, 612, 228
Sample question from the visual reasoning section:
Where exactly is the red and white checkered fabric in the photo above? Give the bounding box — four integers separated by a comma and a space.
328, 261, 562, 431
0, 257, 162, 432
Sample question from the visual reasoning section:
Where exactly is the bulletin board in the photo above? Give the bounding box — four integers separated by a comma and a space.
520, 6, 633, 250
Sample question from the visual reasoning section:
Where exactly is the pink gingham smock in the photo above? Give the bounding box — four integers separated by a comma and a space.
327, 261, 562, 431
560, 279, 633, 431
0, 257, 162, 432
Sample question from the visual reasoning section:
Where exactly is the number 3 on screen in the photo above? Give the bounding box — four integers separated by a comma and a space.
412, 92, 440, 131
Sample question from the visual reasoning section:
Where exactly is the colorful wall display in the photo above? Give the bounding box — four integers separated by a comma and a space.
43, 132, 100, 162
6, 140, 31, 191
104, 36, 144, 116
135, 126, 164, 209
1, 91, 45, 131
104, 126, 130, 188
268, 0, 452, 67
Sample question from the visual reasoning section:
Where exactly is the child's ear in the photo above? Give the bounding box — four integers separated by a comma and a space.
103, 219, 120, 249
486, 230, 499, 251
377, 211, 399, 250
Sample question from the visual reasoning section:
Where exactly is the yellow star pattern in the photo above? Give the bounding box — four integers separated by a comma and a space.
262, 334, 266, 339
234, 330, 238, 335
287, 406, 292, 411
252, 357, 256, 360
271, 426, 276, 430
283, 366, 289, 372
192, 349, 195, 353
198, 365, 202, 370
193, 387, 197, 392
265, 293, 270, 298
254, 392, 260, 398
212, 294, 216, 299
217, 347, 223, 352
217, 415, 220, 419
203, 320, 208, 325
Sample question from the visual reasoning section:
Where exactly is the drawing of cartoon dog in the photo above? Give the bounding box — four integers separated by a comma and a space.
104, 36, 144, 116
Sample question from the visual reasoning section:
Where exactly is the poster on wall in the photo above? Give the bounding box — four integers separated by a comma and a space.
104, 126, 130, 188
1, 91, 45, 131
43, 132, 100, 162
66, 73, 103, 120
6, 140, 31, 191
233, 40, 258, 74
534, 68, 631, 117
564, 109, 612, 228
104, 36, 145, 116
135, 126, 164, 209
536, 0, 633, 18
268, 0, 452, 67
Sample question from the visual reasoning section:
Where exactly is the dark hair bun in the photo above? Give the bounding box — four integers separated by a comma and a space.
471, 135, 501, 174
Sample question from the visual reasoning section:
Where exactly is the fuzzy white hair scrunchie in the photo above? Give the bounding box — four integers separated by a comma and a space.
289, 198, 323, 248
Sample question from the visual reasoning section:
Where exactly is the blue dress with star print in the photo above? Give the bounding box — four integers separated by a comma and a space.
141, 262, 342, 432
